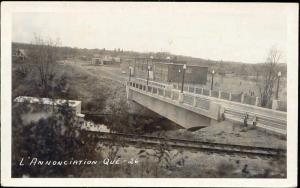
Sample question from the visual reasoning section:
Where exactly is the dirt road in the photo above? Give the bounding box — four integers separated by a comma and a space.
73, 61, 128, 84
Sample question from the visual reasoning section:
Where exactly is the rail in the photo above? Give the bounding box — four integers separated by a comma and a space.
83, 130, 286, 158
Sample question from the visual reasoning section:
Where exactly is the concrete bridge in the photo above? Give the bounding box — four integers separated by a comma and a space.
126, 79, 287, 135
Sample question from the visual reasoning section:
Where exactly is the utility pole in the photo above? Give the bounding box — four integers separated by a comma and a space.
211, 69, 215, 90
181, 64, 186, 93
147, 65, 150, 85
276, 71, 281, 99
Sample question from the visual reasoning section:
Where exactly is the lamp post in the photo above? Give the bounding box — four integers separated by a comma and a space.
128, 66, 132, 81
181, 64, 187, 93
147, 65, 151, 85
276, 71, 281, 99
211, 69, 215, 90
178, 69, 181, 89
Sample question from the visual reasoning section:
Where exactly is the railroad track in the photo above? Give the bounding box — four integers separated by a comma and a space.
82, 130, 286, 158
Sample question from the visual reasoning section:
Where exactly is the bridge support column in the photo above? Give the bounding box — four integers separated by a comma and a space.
241, 93, 245, 103
209, 90, 212, 97
193, 96, 197, 107
255, 97, 259, 106
179, 93, 184, 103
272, 99, 279, 110
126, 85, 132, 100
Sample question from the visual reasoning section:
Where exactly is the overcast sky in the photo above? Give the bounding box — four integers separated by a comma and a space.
12, 3, 292, 64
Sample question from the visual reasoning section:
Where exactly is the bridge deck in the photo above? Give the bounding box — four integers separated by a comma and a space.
127, 80, 287, 135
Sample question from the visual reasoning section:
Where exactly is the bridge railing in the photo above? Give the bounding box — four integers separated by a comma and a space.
134, 78, 172, 89
127, 80, 220, 120
172, 84, 286, 112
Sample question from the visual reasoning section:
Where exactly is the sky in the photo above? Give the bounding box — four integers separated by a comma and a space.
12, 3, 292, 64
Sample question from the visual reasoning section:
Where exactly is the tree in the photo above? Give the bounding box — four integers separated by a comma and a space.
257, 47, 281, 107
28, 34, 61, 97
12, 101, 98, 177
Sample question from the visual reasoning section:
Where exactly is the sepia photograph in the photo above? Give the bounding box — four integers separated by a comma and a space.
1, 2, 298, 187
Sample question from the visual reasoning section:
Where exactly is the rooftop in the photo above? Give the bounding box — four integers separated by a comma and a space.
14, 96, 81, 107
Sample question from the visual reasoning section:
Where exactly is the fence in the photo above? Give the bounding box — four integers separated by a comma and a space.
195, 97, 210, 110
220, 92, 230, 100
183, 94, 194, 105
129, 81, 285, 112
231, 93, 241, 102
277, 100, 287, 112
203, 89, 210, 96
243, 95, 256, 105
128, 81, 212, 112
172, 91, 179, 100
211, 90, 219, 98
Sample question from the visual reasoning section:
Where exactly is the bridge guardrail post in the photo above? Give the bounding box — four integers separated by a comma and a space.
229, 93, 232, 101
209, 90, 212, 97
194, 87, 197, 94
272, 99, 279, 110
163, 88, 166, 97
179, 93, 184, 103
193, 95, 197, 107
255, 97, 259, 106
218, 91, 221, 98
241, 93, 245, 103
201, 88, 204, 95
171, 90, 174, 100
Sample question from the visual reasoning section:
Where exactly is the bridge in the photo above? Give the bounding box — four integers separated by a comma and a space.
126, 79, 287, 135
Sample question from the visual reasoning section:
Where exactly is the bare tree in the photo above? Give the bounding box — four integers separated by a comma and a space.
29, 34, 61, 97
257, 47, 281, 107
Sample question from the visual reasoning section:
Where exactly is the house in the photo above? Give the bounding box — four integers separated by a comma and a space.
113, 57, 121, 63
12, 48, 27, 61
91, 57, 104, 65
133, 58, 208, 84
14, 96, 82, 114
102, 55, 113, 64
14, 96, 85, 128
91, 56, 121, 65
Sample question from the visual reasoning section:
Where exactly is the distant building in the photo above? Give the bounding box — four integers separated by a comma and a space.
102, 55, 113, 64
132, 58, 208, 85
14, 96, 82, 114
12, 48, 27, 61
113, 57, 121, 63
91, 56, 121, 65
14, 96, 85, 127
92, 57, 104, 65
